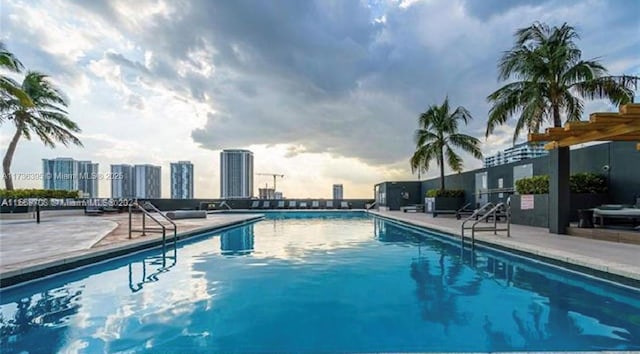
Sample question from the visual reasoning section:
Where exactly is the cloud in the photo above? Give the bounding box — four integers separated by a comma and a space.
2, 0, 638, 196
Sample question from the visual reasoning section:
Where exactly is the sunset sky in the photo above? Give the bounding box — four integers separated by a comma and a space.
1, 0, 638, 198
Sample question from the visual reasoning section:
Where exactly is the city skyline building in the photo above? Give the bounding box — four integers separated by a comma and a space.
333, 184, 343, 200
110, 164, 135, 198
170, 161, 194, 199
134, 164, 162, 198
483, 142, 548, 168
220, 149, 253, 199
42, 158, 99, 197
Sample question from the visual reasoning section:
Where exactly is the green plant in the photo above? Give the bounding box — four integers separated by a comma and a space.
515, 175, 550, 194
515, 173, 608, 194
486, 22, 637, 142
0, 189, 79, 199
569, 173, 607, 194
426, 189, 465, 198
410, 97, 482, 191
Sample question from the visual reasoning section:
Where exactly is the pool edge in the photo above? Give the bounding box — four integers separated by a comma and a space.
0, 215, 264, 288
369, 211, 640, 289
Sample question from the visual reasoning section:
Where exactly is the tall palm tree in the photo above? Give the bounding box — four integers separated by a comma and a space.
2, 72, 82, 190
410, 97, 483, 191
0, 42, 32, 112
486, 22, 638, 142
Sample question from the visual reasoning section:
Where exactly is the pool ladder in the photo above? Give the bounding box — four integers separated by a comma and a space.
461, 198, 511, 247
128, 201, 178, 251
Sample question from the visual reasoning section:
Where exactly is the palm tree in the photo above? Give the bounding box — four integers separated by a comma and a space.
486, 22, 638, 142
0, 42, 32, 112
410, 97, 483, 191
2, 72, 82, 190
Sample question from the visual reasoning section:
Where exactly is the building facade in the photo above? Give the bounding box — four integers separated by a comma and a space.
484, 142, 548, 168
42, 158, 99, 197
258, 188, 275, 199
333, 184, 344, 200
111, 164, 135, 198
170, 161, 194, 199
220, 149, 253, 199
134, 164, 162, 198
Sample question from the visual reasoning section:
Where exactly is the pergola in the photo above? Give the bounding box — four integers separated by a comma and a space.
529, 103, 640, 150
527, 103, 640, 234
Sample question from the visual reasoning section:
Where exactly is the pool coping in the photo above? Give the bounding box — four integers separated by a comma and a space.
0, 214, 264, 288
369, 211, 640, 288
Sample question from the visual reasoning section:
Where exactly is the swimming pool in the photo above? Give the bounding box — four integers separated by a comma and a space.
1, 212, 639, 352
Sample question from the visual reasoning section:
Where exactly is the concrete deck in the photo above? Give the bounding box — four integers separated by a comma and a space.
370, 210, 640, 282
0, 210, 263, 287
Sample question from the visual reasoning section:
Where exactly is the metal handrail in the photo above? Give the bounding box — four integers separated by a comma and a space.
128, 202, 178, 250
463, 199, 511, 247
219, 201, 232, 210
461, 202, 494, 239
366, 201, 377, 210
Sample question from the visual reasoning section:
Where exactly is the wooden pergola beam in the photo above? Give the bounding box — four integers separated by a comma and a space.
543, 121, 640, 149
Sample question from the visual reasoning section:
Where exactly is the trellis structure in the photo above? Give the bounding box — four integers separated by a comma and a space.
529, 104, 640, 150
526, 103, 639, 234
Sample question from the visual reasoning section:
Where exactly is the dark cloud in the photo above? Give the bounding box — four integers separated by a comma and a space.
24, 0, 640, 167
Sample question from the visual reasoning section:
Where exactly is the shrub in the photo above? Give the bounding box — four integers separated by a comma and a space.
515, 175, 549, 194
0, 189, 80, 199
515, 173, 607, 194
426, 189, 465, 198
570, 173, 607, 194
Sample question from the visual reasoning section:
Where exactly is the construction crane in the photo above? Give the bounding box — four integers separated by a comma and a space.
256, 173, 284, 191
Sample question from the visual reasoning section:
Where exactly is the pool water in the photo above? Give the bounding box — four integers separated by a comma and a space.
1, 212, 639, 353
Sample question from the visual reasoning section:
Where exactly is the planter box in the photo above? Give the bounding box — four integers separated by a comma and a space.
424, 197, 464, 217
510, 193, 609, 227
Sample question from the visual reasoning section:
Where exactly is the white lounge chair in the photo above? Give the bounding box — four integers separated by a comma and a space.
277, 200, 285, 208
288, 200, 297, 208
311, 201, 320, 209
261, 201, 271, 209
340, 201, 349, 209
326, 200, 334, 209
299, 201, 308, 209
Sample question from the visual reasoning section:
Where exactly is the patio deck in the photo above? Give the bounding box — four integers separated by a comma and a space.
369, 210, 640, 282
0, 210, 263, 287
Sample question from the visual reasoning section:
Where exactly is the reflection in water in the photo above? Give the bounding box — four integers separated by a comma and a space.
376, 220, 640, 351
128, 245, 178, 293
1, 215, 639, 352
0, 287, 83, 353
220, 224, 254, 256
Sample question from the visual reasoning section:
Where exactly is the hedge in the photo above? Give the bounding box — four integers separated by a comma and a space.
426, 189, 465, 198
515, 173, 607, 194
0, 189, 80, 199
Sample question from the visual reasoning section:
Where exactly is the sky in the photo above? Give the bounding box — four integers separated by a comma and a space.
0, 0, 638, 198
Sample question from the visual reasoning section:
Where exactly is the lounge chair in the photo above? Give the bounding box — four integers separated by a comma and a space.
593, 204, 640, 228
326, 200, 334, 209
311, 201, 320, 209
288, 200, 297, 209
261, 201, 271, 209
277, 200, 286, 209
250, 200, 260, 209
340, 201, 349, 209
299, 201, 308, 209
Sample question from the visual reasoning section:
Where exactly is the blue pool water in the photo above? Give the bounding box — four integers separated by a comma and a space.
1, 212, 639, 353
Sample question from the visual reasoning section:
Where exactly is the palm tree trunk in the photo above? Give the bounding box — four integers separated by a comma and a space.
3, 124, 23, 190
439, 147, 445, 191
552, 104, 562, 127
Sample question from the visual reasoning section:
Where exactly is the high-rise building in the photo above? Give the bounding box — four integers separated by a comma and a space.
220, 149, 253, 199
134, 164, 162, 198
42, 158, 99, 197
333, 184, 343, 200
258, 188, 275, 199
484, 142, 548, 167
170, 161, 194, 199
111, 164, 135, 198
